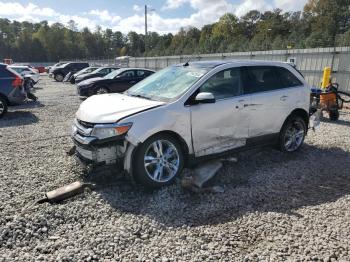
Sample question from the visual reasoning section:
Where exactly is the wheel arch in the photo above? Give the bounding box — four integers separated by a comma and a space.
135, 130, 190, 165
54, 70, 64, 76
282, 108, 309, 130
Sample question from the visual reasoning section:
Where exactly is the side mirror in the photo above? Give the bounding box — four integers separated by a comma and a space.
195, 92, 215, 104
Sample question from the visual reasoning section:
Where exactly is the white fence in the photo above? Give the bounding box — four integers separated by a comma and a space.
62, 46, 350, 92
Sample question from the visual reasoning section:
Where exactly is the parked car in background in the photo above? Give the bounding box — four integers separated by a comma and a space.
0, 63, 26, 118
48, 62, 65, 76
70, 66, 100, 84
72, 60, 310, 188
9, 65, 40, 85
75, 66, 119, 84
51, 62, 89, 82
77, 68, 155, 97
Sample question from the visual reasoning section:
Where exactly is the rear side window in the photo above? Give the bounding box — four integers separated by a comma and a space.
276, 67, 303, 88
10, 67, 24, 74
136, 70, 145, 77
242, 66, 302, 94
242, 66, 281, 94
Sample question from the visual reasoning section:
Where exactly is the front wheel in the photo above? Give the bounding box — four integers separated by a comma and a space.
279, 116, 306, 153
134, 134, 184, 188
95, 87, 109, 95
0, 96, 8, 118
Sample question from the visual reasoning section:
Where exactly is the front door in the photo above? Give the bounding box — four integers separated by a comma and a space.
190, 67, 251, 157
111, 70, 136, 92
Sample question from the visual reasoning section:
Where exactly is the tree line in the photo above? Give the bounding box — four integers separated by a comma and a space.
0, 0, 349, 62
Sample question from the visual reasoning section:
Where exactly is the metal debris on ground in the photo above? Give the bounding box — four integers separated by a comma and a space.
37, 181, 95, 204
181, 160, 225, 193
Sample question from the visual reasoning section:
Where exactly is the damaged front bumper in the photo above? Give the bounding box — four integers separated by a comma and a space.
72, 120, 128, 171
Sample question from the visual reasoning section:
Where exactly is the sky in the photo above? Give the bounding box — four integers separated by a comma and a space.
0, 0, 308, 34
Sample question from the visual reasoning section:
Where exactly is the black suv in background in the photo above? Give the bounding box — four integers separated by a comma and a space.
51, 62, 89, 82
77, 68, 155, 97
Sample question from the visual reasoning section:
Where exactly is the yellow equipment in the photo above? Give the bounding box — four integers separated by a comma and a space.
321, 66, 331, 89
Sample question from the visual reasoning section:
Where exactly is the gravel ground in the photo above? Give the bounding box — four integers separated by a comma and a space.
0, 75, 350, 261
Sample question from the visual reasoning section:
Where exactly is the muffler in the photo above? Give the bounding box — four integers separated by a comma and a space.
37, 181, 95, 204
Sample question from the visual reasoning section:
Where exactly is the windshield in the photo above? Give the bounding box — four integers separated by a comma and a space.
104, 69, 122, 79
126, 66, 209, 102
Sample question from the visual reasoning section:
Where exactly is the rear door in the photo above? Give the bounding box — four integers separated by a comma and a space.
241, 66, 303, 137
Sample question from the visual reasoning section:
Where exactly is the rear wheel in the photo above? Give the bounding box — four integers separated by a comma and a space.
279, 116, 306, 153
134, 134, 184, 188
96, 87, 109, 95
54, 73, 64, 82
0, 96, 8, 118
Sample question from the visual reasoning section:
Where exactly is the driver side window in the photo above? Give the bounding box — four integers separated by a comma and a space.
199, 68, 243, 100
119, 70, 135, 78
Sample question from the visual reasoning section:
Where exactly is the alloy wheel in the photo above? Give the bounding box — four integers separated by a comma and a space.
284, 121, 305, 152
55, 74, 64, 82
144, 140, 180, 183
96, 88, 108, 95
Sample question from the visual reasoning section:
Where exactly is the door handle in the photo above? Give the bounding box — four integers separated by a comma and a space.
130, 81, 136, 84
280, 95, 288, 101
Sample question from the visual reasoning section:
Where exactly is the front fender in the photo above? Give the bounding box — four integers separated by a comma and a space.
122, 103, 193, 154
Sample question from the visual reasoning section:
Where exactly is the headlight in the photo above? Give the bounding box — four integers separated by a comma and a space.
91, 122, 133, 139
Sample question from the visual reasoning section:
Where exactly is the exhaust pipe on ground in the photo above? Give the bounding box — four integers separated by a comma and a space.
37, 181, 95, 204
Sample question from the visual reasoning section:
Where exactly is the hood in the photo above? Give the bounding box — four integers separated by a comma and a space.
76, 93, 165, 123
78, 77, 103, 86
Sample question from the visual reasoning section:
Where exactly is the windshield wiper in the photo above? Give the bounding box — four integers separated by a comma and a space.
127, 93, 153, 100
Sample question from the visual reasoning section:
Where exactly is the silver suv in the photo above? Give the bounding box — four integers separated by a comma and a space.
71, 60, 310, 188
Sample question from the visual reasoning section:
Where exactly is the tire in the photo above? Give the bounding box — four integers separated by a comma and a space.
337, 91, 350, 103
134, 134, 184, 188
54, 73, 64, 82
70, 77, 75, 84
278, 116, 307, 153
0, 96, 8, 118
329, 109, 339, 121
95, 87, 109, 95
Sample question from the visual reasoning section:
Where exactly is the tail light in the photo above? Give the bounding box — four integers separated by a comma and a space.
12, 75, 23, 88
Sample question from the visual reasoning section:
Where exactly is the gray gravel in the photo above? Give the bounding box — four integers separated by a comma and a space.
1, 75, 350, 261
